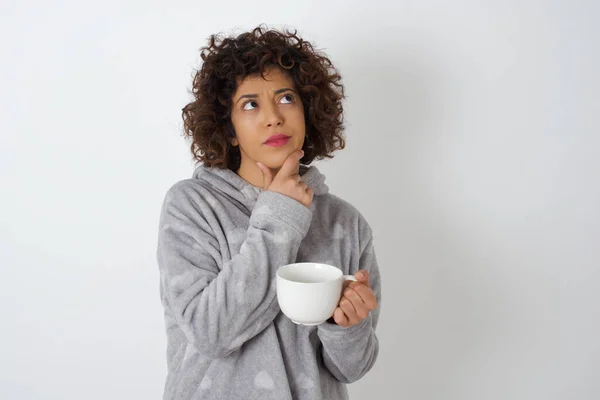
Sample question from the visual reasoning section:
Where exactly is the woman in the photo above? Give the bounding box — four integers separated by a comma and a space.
157, 25, 382, 400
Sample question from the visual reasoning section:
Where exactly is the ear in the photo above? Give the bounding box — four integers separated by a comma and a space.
230, 138, 238, 146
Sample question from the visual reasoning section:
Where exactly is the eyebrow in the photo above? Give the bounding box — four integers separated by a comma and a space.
235, 87, 296, 104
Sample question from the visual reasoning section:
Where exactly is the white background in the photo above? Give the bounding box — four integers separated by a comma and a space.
1, 1, 599, 399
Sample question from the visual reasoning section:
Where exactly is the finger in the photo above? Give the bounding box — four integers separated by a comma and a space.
339, 297, 359, 325
342, 280, 353, 292
348, 295, 371, 320
348, 285, 377, 311
344, 287, 367, 310
306, 187, 314, 203
277, 150, 304, 178
302, 189, 314, 207
256, 162, 273, 189
333, 307, 348, 327
355, 270, 370, 286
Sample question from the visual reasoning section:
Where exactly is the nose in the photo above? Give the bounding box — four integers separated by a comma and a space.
263, 102, 283, 127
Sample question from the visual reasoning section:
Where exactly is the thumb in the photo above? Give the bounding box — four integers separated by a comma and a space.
355, 270, 370, 286
256, 162, 273, 190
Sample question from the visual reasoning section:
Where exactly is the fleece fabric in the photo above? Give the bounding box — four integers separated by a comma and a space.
156, 164, 381, 399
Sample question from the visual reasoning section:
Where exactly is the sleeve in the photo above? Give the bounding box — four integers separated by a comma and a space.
316, 224, 382, 383
157, 185, 312, 359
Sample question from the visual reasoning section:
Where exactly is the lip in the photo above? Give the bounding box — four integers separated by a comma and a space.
264, 134, 291, 147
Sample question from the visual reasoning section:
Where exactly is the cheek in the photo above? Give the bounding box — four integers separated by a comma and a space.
231, 116, 257, 147
288, 107, 306, 131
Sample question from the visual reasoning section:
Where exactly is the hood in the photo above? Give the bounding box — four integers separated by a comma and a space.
192, 164, 329, 210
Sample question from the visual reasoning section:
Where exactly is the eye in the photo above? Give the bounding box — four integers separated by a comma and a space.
242, 100, 258, 111
280, 94, 294, 104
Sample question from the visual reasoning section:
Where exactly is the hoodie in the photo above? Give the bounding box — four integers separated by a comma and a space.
156, 164, 381, 400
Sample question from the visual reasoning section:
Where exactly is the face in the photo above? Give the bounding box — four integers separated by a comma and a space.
230, 66, 306, 170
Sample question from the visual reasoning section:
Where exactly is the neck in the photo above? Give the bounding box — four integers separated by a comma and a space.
236, 157, 280, 189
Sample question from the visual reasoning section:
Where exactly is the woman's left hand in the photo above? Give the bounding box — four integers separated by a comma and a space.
332, 270, 378, 328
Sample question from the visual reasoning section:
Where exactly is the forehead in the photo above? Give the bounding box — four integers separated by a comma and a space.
235, 66, 295, 94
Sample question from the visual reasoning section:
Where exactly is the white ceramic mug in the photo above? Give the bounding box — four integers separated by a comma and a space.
276, 262, 357, 326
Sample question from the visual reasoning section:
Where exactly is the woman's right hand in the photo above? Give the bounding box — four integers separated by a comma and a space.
256, 150, 314, 208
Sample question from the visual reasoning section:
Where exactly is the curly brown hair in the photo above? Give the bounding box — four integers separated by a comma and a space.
181, 25, 346, 170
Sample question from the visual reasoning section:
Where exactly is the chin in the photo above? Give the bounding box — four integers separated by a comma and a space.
262, 158, 287, 170
262, 148, 301, 169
